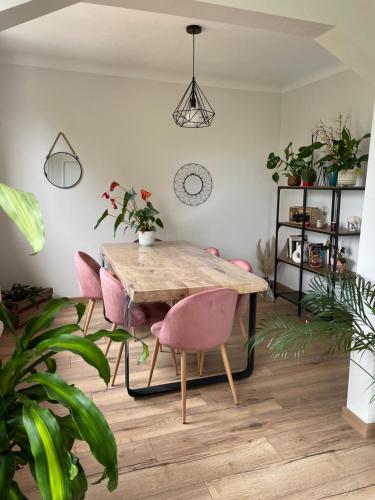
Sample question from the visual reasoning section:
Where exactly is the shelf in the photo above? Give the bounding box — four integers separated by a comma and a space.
277, 255, 330, 275
276, 290, 306, 305
278, 186, 365, 191
278, 222, 360, 237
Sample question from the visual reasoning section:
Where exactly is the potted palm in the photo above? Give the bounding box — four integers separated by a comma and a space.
317, 114, 371, 187
297, 135, 325, 187
96, 182, 163, 246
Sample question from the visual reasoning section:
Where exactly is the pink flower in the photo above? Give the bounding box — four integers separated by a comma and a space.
110, 198, 118, 209
102, 192, 110, 199
110, 181, 120, 192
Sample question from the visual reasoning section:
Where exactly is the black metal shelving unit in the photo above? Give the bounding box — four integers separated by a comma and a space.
273, 186, 365, 315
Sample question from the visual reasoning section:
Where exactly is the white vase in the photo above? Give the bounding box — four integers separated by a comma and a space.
138, 230, 155, 246
337, 170, 357, 187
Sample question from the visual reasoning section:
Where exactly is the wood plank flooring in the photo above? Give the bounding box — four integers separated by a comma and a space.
3, 296, 375, 499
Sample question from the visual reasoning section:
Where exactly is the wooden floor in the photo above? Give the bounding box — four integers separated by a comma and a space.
4, 296, 375, 499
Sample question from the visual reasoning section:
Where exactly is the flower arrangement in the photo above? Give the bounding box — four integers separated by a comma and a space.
95, 182, 163, 238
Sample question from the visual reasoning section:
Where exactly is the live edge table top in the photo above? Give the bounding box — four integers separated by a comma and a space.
101, 241, 268, 304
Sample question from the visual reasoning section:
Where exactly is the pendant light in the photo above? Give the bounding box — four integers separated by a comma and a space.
173, 25, 215, 128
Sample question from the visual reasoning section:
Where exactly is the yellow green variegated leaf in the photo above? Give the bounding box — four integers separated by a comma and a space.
28, 373, 118, 492
0, 183, 44, 254
22, 400, 73, 500
29, 325, 82, 349
36, 334, 110, 385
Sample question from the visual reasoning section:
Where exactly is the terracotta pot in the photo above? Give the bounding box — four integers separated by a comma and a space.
287, 175, 301, 187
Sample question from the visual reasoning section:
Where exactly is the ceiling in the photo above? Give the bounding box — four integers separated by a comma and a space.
0, 2, 345, 92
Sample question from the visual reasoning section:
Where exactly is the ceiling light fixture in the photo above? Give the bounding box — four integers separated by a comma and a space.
173, 25, 215, 128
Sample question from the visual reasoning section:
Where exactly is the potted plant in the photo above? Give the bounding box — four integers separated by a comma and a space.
250, 273, 375, 403
317, 114, 371, 187
95, 182, 164, 246
0, 298, 148, 498
297, 135, 325, 187
2, 283, 53, 327
266, 142, 303, 186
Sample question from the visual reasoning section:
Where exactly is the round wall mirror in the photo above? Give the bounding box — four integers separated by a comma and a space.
44, 152, 82, 189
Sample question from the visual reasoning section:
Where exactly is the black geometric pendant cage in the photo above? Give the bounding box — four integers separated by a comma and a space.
173, 25, 215, 128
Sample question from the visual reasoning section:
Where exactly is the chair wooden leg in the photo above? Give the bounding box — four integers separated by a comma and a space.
181, 351, 187, 424
111, 341, 125, 386
238, 317, 248, 341
83, 299, 95, 336
198, 351, 205, 377
147, 338, 160, 387
196, 352, 201, 373
220, 344, 238, 405
105, 323, 116, 356
171, 349, 178, 375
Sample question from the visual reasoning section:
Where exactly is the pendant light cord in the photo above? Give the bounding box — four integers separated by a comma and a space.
192, 32, 195, 79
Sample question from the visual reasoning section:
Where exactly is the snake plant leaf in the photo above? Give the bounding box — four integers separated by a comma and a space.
36, 334, 110, 385
22, 298, 75, 345
22, 399, 73, 500
0, 453, 16, 496
6, 481, 28, 500
0, 183, 45, 254
29, 324, 81, 349
28, 373, 118, 492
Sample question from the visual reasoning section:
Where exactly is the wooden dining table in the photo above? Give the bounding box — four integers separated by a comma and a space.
101, 240, 268, 397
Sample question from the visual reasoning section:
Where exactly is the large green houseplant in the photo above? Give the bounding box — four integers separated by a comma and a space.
0, 182, 148, 497
251, 273, 375, 388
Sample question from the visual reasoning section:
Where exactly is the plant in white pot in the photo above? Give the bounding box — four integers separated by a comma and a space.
96, 182, 163, 246
316, 114, 371, 187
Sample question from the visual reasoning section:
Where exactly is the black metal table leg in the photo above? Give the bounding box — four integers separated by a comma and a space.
124, 292, 258, 398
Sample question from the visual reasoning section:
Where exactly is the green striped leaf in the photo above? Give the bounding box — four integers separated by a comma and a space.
86, 328, 149, 364
0, 183, 44, 254
5, 480, 27, 500
22, 400, 73, 500
29, 324, 81, 349
22, 299, 78, 345
28, 373, 118, 492
0, 453, 16, 496
70, 455, 88, 500
36, 335, 110, 385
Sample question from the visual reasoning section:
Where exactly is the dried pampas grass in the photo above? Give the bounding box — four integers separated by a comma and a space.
256, 237, 275, 279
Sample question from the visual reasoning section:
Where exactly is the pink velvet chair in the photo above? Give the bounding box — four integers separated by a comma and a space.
228, 259, 253, 341
100, 268, 172, 386
205, 247, 220, 257
148, 288, 238, 423
74, 251, 103, 336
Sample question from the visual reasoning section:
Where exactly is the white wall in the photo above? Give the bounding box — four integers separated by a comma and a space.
277, 70, 375, 290
0, 63, 281, 296
346, 103, 375, 423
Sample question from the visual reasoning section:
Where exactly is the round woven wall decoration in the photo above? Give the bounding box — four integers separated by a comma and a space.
174, 163, 213, 206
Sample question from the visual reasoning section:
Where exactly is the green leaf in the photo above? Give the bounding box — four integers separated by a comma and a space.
22, 298, 75, 346
27, 373, 118, 493
29, 324, 81, 349
94, 209, 109, 230
0, 453, 16, 496
74, 303, 86, 324
86, 328, 149, 364
113, 212, 124, 237
155, 218, 163, 228
70, 455, 88, 500
272, 172, 279, 183
0, 183, 45, 254
22, 399, 73, 500
0, 303, 16, 333
6, 480, 27, 500
0, 422, 9, 452
36, 334, 111, 385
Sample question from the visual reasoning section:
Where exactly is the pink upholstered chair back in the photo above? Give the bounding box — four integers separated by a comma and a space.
100, 268, 125, 326
205, 247, 220, 257
158, 288, 237, 351
228, 259, 253, 317
74, 251, 102, 300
